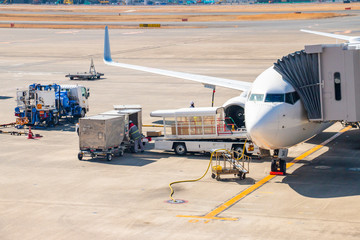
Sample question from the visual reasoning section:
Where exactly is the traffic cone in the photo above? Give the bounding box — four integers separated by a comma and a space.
27, 126, 34, 139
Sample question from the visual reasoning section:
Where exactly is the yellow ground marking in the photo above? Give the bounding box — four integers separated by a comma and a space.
176, 215, 238, 221
177, 125, 352, 221
287, 125, 352, 168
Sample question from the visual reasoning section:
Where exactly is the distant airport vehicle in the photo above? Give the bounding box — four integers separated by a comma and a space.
66, 58, 104, 80
150, 106, 259, 156
103, 27, 360, 174
15, 83, 90, 127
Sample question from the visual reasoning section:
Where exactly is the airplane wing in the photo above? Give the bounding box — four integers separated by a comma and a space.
103, 26, 252, 92
300, 29, 351, 42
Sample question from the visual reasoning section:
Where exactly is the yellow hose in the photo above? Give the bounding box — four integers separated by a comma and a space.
168, 140, 248, 202
169, 150, 216, 202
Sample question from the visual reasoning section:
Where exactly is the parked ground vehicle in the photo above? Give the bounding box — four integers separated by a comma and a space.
14, 83, 90, 127
65, 58, 104, 80
150, 107, 259, 156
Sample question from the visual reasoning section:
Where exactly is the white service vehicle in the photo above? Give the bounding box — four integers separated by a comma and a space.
150, 107, 259, 156
60, 85, 90, 117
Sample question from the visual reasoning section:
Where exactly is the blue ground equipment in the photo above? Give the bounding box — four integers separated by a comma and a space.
15, 83, 90, 127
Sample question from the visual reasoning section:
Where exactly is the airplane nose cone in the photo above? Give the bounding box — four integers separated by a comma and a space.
245, 102, 280, 149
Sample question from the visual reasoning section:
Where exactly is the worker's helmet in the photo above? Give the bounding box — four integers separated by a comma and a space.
129, 120, 133, 124
190, 101, 194, 105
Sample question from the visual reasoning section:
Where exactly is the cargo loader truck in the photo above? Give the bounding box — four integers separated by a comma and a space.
150, 107, 259, 156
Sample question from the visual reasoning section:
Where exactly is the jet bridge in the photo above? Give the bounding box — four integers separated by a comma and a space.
274, 43, 360, 123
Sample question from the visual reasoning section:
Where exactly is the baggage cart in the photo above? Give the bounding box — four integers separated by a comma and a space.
78, 114, 125, 161
210, 149, 250, 180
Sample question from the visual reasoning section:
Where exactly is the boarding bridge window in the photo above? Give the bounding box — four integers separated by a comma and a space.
265, 94, 284, 103
334, 72, 341, 101
249, 94, 264, 102
285, 92, 300, 105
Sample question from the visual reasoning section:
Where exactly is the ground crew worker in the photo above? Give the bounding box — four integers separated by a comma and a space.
128, 120, 144, 153
190, 101, 195, 108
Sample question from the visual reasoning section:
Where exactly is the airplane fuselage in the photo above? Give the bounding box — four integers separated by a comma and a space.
244, 67, 331, 150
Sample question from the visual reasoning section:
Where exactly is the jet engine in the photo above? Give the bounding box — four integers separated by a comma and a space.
222, 92, 248, 129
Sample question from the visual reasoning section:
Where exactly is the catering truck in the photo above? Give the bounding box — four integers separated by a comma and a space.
150, 107, 259, 156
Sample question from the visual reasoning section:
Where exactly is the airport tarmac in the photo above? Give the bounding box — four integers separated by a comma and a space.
1, 12, 360, 240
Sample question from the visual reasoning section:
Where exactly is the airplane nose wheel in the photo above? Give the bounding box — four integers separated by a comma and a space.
271, 159, 286, 175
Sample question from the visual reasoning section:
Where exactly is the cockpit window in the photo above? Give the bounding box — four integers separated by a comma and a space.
285, 92, 300, 105
249, 94, 264, 102
265, 94, 284, 102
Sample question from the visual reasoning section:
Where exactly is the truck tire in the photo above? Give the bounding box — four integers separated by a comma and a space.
233, 145, 245, 159
80, 109, 86, 118
174, 143, 187, 155
78, 152, 83, 160
53, 114, 59, 126
106, 153, 112, 161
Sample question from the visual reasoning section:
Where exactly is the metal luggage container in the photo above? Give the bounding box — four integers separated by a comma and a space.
102, 105, 145, 152
78, 114, 125, 161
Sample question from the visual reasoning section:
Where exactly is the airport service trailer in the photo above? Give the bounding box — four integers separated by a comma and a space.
150, 107, 259, 155
78, 114, 125, 161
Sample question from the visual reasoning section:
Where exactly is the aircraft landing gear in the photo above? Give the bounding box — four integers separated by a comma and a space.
270, 159, 286, 175
270, 149, 288, 175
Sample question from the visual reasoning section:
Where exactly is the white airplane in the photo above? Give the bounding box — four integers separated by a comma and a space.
103, 27, 352, 174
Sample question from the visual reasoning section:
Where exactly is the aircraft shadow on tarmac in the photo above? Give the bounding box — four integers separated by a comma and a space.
0, 96, 13, 100
283, 129, 360, 198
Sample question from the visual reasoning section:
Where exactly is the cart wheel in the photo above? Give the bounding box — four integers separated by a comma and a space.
53, 114, 59, 126
241, 173, 246, 180
130, 146, 136, 153
70, 77, 74, 80
78, 152, 83, 160
174, 143, 187, 155
216, 175, 220, 181
211, 173, 216, 179
106, 153, 112, 161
